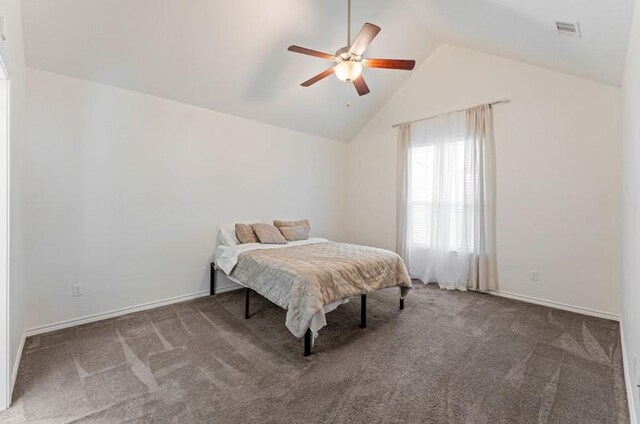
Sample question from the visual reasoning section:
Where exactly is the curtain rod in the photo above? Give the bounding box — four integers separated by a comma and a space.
391, 98, 511, 128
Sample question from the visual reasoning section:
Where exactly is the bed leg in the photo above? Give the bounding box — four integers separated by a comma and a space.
210, 263, 216, 296
400, 297, 405, 310
244, 288, 250, 319
304, 328, 311, 356
361, 294, 367, 329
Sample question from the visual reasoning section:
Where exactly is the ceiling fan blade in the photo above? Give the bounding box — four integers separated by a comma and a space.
288, 45, 335, 61
352, 75, 370, 96
301, 68, 335, 87
364, 58, 416, 70
349, 23, 381, 56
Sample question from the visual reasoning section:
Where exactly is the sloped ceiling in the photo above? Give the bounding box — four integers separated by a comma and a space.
21, 0, 633, 142
407, 0, 633, 87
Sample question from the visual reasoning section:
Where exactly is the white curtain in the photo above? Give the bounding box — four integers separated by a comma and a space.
396, 105, 497, 291
396, 123, 412, 272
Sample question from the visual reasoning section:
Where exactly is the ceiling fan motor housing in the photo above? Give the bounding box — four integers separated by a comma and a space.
335, 46, 361, 62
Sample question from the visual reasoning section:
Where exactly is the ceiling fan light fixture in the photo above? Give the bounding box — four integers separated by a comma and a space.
335, 60, 363, 82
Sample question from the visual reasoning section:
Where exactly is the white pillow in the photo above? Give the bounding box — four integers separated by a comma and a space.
218, 224, 239, 246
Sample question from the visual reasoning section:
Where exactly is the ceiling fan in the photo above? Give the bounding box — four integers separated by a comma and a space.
287, 0, 416, 96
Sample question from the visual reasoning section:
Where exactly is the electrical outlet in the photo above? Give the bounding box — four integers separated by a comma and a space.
530, 271, 539, 281
72, 284, 83, 297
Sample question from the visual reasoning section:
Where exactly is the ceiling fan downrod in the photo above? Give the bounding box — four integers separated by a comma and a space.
347, 0, 351, 47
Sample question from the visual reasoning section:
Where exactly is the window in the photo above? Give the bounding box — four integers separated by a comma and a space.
409, 137, 477, 252
398, 106, 496, 290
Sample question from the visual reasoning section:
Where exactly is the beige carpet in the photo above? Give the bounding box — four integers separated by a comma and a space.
1, 283, 629, 423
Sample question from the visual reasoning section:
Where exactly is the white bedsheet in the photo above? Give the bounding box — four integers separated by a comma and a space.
214, 237, 347, 340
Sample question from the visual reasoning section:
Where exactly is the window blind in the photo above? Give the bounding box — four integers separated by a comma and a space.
409, 140, 476, 251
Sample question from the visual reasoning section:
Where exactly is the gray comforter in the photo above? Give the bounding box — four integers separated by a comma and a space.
229, 242, 412, 337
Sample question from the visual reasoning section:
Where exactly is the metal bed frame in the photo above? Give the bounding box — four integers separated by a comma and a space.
210, 262, 404, 356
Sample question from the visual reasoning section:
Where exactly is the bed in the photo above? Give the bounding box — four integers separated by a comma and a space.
211, 237, 412, 356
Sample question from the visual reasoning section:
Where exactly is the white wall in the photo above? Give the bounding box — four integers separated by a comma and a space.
24, 68, 347, 330
622, 0, 640, 420
346, 44, 622, 318
0, 0, 27, 409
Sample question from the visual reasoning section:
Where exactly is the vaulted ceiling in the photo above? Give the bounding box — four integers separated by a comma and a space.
22, 0, 633, 141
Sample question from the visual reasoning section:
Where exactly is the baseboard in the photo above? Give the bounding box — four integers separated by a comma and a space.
25, 290, 213, 337
10, 332, 25, 401
621, 323, 638, 424
25, 281, 246, 338
215, 281, 243, 294
489, 290, 620, 321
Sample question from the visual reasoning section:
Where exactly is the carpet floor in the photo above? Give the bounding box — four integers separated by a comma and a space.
1, 283, 629, 423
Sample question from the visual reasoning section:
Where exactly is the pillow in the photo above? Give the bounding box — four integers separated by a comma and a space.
277, 225, 309, 242
235, 223, 259, 244
274, 219, 311, 232
274, 219, 311, 241
218, 224, 239, 246
251, 223, 287, 244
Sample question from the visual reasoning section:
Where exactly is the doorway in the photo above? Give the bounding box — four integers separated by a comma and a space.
0, 51, 10, 410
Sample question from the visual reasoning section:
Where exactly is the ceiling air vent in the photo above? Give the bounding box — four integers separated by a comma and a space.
556, 21, 581, 38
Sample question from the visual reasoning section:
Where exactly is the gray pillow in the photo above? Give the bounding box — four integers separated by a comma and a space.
235, 223, 259, 244
252, 223, 287, 244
